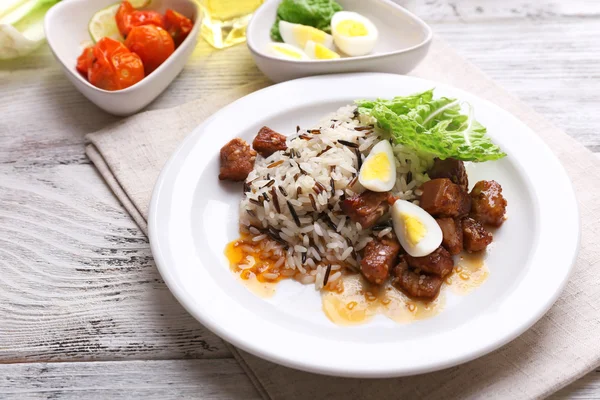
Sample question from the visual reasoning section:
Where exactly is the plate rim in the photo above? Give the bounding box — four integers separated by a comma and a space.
148, 72, 580, 378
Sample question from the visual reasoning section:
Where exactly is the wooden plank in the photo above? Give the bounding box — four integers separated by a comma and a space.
429, 18, 600, 151
0, 165, 229, 362
1, 18, 599, 166
413, 0, 600, 22
0, 42, 264, 166
0, 0, 598, 396
0, 359, 261, 399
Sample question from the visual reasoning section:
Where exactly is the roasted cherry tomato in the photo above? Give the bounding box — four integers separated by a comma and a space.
88, 37, 144, 91
115, 1, 134, 37
164, 9, 193, 47
125, 25, 174, 75
116, 1, 164, 37
76, 46, 95, 76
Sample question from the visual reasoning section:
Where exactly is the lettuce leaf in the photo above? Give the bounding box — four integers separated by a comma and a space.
271, 0, 342, 41
356, 90, 506, 162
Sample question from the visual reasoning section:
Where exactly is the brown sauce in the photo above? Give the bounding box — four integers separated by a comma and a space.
226, 237, 489, 325
322, 274, 444, 325
224, 237, 282, 298
446, 252, 489, 295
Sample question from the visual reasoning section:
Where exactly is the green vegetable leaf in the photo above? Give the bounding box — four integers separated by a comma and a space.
271, 15, 283, 41
358, 90, 507, 162
271, 0, 343, 42
357, 89, 433, 116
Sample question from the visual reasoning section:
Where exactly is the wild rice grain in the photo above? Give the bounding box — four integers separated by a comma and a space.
323, 264, 332, 286
372, 223, 391, 231
355, 148, 362, 169
309, 193, 317, 210
267, 160, 284, 169
348, 175, 358, 188
260, 179, 275, 189
271, 186, 281, 213
287, 201, 301, 227
278, 185, 288, 197
315, 181, 326, 193
338, 139, 359, 148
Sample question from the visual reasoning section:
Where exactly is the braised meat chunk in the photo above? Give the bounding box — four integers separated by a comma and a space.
462, 217, 493, 252
470, 180, 507, 227
419, 178, 471, 218
404, 246, 454, 277
360, 237, 401, 285
342, 191, 390, 229
428, 157, 468, 190
436, 218, 463, 255
252, 126, 287, 158
219, 138, 257, 181
393, 257, 444, 300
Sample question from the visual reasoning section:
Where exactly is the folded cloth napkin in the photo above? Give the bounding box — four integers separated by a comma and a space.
86, 38, 600, 399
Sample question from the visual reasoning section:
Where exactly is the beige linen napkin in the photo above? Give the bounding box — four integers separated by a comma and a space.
86, 38, 600, 399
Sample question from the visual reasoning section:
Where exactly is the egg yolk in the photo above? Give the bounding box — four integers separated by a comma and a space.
294, 25, 328, 47
273, 45, 304, 59
402, 214, 427, 245
336, 20, 368, 37
314, 43, 339, 59
361, 152, 391, 181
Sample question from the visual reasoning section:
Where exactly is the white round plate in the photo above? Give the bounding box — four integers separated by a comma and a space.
149, 73, 579, 377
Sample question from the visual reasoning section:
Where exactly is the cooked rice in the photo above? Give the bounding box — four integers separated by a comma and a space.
239, 105, 433, 289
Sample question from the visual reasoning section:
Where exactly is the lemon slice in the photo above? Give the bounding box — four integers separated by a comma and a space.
88, 0, 151, 43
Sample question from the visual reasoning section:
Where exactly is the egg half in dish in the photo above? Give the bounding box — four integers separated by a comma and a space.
392, 200, 443, 257
305, 40, 340, 60
279, 20, 334, 50
358, 140, 396, 192
266, 42, 309, 60
331, 11, 378, 56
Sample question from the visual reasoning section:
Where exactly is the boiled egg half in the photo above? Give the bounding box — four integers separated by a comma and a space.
331, 11, 378, 56
266, 42, 309, 60
358, 140, 396, 192
392, 200, 443, 257
305, 40, 340, 60
279, 21, 334, 50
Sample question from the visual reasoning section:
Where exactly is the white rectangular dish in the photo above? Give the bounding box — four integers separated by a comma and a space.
247, 0, 432, 82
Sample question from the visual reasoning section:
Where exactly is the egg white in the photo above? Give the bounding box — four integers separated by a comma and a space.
392, 200, 443, 257
331, 11, 378, 57
358, 140, 396, 192
266, 42, 309, 60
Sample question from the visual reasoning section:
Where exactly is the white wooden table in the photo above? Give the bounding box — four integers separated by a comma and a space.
1, 1, 599, 398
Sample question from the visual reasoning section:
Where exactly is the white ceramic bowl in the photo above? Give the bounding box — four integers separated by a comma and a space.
44, 0, 200, 116
247, 0, 432, 83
